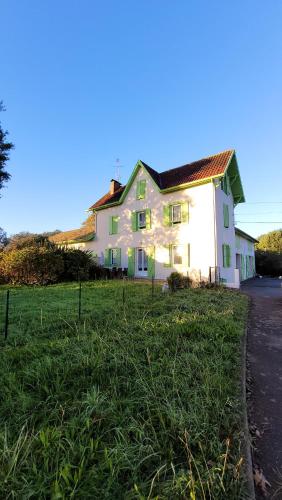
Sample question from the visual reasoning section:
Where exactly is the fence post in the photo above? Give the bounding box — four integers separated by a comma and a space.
4, 290, 10, 340
151, 277, 154, 298
78, 282, 82, 320
122, 279, 125, 306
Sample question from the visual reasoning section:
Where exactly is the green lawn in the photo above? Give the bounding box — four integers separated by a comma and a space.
0, 281, 248, 499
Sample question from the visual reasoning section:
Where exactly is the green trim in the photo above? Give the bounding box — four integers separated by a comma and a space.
128, 247, 135, 277
163, 244, 172, 267
91, 151, 245, 212
223, 152, 245, 204
147, 246, 155, 278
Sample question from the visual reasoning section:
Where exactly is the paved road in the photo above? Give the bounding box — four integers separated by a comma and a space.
242, 278, 282, 499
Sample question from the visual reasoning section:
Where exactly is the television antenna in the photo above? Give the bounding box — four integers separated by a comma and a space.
112, 158, 124, 183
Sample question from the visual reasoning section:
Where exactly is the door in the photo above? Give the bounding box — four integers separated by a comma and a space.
136, 248, 148, 277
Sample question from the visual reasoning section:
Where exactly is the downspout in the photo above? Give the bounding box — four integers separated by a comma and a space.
212, 179, 218, 276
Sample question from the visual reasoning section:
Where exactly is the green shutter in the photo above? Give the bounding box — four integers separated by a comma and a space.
226, 245, 231, 267
163, 244, 172, 267
128, 248, 135, 277
112, 216, 119, 234
163, 205, 171, 226
136, 179, 146, 199
181, 202, 189, 223
222, 244, 231, 268
131, 211, 138, 232
109, 216, 119, 234
147, 246, 155, 278
187, 243, 190, 267
109, 216, 113, 235
145, 208, 151, 229
223, 204, 229, 228
116, 248, 121, 267
104, 248, 111, 267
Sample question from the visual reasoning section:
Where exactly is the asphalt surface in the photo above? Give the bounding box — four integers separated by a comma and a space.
242, 278, 282, 499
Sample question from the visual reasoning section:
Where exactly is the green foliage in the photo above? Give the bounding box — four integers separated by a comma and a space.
256, 229, 282, 252
0, 101, 14, 194
167, 271, 192, 291
255, 250, 282, 277
0, 247, 64, 284
255, 229, 282, 276
0, 237, 98, 284
0, 281, 248, 498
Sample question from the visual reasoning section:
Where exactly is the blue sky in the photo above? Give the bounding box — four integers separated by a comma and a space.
1, 0, 282, 238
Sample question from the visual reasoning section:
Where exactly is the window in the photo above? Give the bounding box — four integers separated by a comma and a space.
223, 204, 229, 228
136, 180, 146, 200
221, 175, 229, 195
172, 204, 181, 224
172, 245, 184, 265
132, 209, 151, 231
109, 215, 119, 235
111, 248, 118, 266
163, 202, 189, 226
222, 244, 231, 268
104, 248, 121, 267
138, 211, 146, 229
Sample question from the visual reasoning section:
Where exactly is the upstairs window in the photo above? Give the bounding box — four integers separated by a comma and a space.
138, 210, 146, 229
172, 204, 182, 224
109, 215, 119, 235
163, 202, 189, 226
131, 209, 151, 231
136, 180, 146, 200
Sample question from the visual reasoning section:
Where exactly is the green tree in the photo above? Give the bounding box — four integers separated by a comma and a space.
256, 229, 282, 253
0, 101, 14, 194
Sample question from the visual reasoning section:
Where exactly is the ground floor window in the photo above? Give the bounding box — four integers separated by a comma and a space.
172, 245, 184, 265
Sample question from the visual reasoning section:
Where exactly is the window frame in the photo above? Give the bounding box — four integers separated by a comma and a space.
171, 204, 182, 224
172, 244, 184, 265
137, 210, 146, 229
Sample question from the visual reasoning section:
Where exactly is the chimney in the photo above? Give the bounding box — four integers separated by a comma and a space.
110, 179, 121, 195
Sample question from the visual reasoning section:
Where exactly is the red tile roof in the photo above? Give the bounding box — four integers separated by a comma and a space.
89, 150, 234, 210
89, 185, 126, 211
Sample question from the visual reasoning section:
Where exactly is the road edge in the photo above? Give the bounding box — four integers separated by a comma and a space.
241, 308, 256, 499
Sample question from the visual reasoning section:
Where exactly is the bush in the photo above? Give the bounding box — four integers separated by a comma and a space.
0, 245, 99, 285
255, 250, 282, 277
0, 247, 64, 285
167, 272, 192, 291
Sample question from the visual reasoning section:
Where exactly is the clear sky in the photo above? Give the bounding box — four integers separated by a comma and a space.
1, 0, 282, 238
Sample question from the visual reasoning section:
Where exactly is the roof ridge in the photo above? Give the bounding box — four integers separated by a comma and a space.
159, 149, 234, 175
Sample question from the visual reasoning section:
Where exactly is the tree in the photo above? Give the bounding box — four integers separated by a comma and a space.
0, 101, 14, 194
0, 227, 8, 248
256, 229, 282, 253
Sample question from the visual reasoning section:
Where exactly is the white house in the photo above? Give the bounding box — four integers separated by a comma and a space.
52, 150, 257, 287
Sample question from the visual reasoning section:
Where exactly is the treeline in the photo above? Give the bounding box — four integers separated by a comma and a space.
255, 229, 282, 277
0, 232, 98, 285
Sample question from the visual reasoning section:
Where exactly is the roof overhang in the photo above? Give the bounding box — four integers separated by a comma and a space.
235, 227, 258, 243
224, 152, 245, 205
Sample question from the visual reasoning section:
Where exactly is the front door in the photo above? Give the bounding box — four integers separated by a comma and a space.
136, 248, 148, 277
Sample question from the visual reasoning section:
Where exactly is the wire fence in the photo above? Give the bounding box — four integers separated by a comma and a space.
0, 278, 160, 342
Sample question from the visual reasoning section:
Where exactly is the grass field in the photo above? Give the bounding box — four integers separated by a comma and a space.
0, 281, 248, 499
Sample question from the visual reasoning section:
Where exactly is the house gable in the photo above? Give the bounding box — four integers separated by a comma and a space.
88, 150, 245, 213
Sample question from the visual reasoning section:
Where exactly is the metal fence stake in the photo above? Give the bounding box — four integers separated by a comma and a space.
152, 277, 154, 298
4, 290, 10, 340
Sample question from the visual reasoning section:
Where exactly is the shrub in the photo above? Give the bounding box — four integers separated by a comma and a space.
0, 247, 64, 285
167, 272, 192, 291
255, 250, 282, 277
0, 245, 99, 285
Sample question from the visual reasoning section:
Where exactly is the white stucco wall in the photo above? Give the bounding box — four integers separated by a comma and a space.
235, 232, 256, 280
86, 165, 218, 281
214, 179, 237, 285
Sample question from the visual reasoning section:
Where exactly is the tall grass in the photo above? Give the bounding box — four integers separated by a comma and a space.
0, 281, 248, 498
